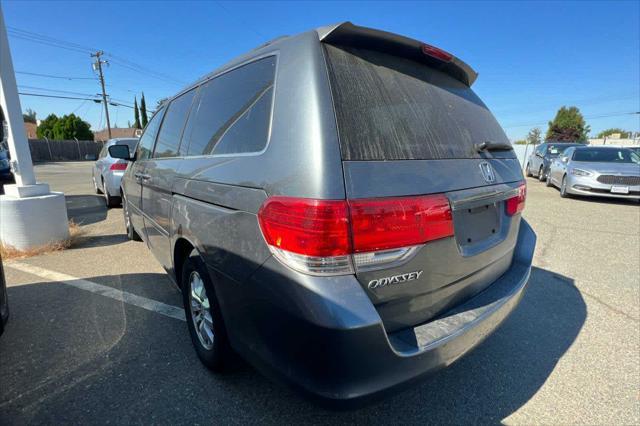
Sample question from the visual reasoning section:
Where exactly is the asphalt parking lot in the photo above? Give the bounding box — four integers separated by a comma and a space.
1, 161, 639, 424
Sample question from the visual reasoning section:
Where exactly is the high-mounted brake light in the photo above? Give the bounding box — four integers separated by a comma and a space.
258, 194, 454, 276
110, 163, 128, 171
506, 184, 526, 216
420, 43, 453, 62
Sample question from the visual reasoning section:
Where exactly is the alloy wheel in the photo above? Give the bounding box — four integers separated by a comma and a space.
189, 271, 214, 350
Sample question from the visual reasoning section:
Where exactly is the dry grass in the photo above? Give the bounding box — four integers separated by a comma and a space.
0, 220, 85, 260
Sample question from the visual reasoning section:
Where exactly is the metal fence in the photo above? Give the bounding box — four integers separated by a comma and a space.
28, 139, 104, 162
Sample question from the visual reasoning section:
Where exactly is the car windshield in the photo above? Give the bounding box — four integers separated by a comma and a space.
116, 139, 139, 152
573, 148, 640, 164
547, 144, 576, 157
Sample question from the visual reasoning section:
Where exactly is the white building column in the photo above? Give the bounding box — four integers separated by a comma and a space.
0, 5, 69, 250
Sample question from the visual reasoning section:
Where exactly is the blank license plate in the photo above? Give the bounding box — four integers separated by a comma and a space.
611, 186, 629, 194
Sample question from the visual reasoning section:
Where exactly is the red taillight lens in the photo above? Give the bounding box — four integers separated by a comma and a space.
257, 197, 351, 257
110, 162, 128, 171
506, 184, 526, 216
421, 43, 453, 62
349, 194, 453, 253
258, 194, 454, 275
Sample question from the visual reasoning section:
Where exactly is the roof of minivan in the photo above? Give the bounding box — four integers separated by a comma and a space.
163, 22, 478, 106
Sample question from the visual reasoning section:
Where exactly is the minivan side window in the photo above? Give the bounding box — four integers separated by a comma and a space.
183, 56, 276, 156
153, 89, 197, 159
137, 108, 166, 161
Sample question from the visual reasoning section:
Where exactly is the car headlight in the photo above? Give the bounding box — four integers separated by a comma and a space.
571, 168, 592, 176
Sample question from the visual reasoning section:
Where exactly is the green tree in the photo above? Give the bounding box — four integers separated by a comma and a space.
133, 97, 141, 129
37, 114, 93, 140
52, 114, 94, 140
596, 128, 630, 139
22, 108, 37, 124
526, 127, 542, 145
513, 139, 528, 145
36, 113, 59, 138
546, 106, 590, 142
140, 92, 148, 127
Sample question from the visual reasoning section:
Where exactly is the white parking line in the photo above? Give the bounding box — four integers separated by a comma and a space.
8, 262, 186, 321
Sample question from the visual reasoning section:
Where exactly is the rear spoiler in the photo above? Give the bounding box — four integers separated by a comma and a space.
316, 22, 478, 87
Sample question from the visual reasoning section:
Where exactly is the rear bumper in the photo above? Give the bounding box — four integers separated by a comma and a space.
217, 220, 536, 402
102, 171, 124, 196
566, 174, 640, 199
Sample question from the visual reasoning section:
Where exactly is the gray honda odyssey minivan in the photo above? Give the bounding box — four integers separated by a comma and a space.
110, 22, 536, 402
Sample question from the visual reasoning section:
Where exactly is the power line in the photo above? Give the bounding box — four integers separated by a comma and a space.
18, 92, 100, 101
16, 71, 97, 80
503, 111, 640, 129
8, 26, 184, 85
7, 26, 96, 53
17, 85, 97, 97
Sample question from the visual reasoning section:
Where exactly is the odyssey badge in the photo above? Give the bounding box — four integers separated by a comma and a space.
368, 270, 424, 290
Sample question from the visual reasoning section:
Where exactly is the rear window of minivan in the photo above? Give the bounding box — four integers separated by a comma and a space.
323, 44, 514, 161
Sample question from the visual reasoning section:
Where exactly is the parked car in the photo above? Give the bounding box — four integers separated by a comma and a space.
547, 146, 640, 200
109, 22, 536, 403
525, 142, 584, 181
0, 147, 13, 183
0, 253, 8, 337
92, 138, 138, 207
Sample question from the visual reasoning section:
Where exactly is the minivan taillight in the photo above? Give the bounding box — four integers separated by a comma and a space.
258, 194, 453, 276
506, 184, 526, 216
110, 162, 128, 171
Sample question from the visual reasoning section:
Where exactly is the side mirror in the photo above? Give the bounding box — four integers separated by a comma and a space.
561, 157, 569, 164
108, 145, 132, 160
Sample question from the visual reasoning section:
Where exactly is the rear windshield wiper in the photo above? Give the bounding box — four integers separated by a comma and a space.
474, 141, 513, 152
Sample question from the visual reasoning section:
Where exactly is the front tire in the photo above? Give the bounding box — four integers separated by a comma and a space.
122, 193, 142, 241
538, 166, 545, 181
525, 163, 533, 177
181, 249, 234, 372
545, 173, 553, 187
560, 175, 571, 198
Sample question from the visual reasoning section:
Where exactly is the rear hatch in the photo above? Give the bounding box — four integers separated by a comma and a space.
321, 25, 525, 332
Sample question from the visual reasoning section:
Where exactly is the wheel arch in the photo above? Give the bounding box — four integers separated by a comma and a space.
173, 237, 198, 290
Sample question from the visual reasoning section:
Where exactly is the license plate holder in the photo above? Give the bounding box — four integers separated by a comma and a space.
611, 185, 629, 194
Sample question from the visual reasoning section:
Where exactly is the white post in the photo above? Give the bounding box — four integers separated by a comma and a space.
0, 5, 69, 250
0, 7, 38, 187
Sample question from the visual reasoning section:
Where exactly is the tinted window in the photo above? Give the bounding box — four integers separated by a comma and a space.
137, 108, 165, 160
183, 56, 276, 156
116, 138, 139, 152
154, 90, 196, 158
573, 148, 639, 163
548, 144, 578, 156
324, 45, 514, 160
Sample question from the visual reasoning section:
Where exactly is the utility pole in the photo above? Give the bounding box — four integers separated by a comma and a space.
91, 50, 111, 139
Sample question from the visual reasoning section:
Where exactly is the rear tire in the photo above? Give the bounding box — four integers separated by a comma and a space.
181, 249, 234, 372
103, 178, 120, 208
525, 163, 533, 177
560, 175, 571, 198
538, 166, 545, 181
122, 193, 142, 241
93, 174, 103, 194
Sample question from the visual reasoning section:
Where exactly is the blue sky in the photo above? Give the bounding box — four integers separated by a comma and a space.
3, 0, 639, 140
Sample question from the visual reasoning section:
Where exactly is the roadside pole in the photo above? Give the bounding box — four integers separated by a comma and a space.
0, 6, 69, 250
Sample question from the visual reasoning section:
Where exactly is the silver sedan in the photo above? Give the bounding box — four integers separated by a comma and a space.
92, 138, 138, 207
547, 146, 640, 200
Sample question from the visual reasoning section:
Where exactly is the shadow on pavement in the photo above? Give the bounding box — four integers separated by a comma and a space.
64, 195, 108, 225
0, 266, 585, 424
71, 234, 130, 250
